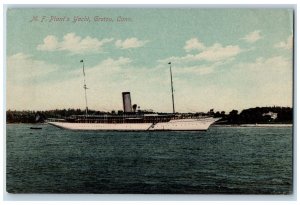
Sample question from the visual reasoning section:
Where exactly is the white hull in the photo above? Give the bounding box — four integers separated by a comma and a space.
48, 118, 217, 131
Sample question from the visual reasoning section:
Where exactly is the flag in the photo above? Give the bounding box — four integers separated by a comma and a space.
81, 60, 85, 76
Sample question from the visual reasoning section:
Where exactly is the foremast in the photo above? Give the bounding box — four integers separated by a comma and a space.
80, 60, 88, 118
168, 62, 175, 114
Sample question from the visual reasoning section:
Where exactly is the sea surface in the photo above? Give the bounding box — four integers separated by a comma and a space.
6, 124, 293, 194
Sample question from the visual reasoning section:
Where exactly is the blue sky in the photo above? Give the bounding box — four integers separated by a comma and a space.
6, 8, 293, 113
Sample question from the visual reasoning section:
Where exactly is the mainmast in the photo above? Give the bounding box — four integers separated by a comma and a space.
168, 62, 175, 114
80, 60, 88, 118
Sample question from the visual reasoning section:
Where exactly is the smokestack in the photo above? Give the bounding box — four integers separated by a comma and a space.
122, 92, 132, 113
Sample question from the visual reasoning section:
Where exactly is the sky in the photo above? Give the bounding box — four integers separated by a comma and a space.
6, 8, 294, 113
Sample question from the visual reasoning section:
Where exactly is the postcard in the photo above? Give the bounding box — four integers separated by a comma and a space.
6, 7, 293, 194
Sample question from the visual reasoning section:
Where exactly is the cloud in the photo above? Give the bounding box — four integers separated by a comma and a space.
159, 39, 242, 63
184, 38, 205, 52
231, 56, 293, 108
274, 35, 293, 50
37, 33, 113, 54
174, 65, 214, 75
241, 30, 262, 43
6, 55, 133, 110
7, 53, 63, 110
172, 60, 230, 76
101, 57, 132, 67
7, 53, 58, 82
87, 57, 132, 74
37, 35, 59, 51
237, 56, 292, 73
192, 43, 241, 62
115, 38, 148, 49
7, 52, 292, 112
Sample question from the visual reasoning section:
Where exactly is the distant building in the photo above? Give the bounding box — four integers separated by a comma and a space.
262, 112, 278, 120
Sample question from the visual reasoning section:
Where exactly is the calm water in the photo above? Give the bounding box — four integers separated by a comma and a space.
6, 124, 293, 194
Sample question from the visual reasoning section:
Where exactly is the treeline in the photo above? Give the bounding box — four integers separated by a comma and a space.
6, 109, 108, 123
213, 106, 293, 124
6, 106, 293, 124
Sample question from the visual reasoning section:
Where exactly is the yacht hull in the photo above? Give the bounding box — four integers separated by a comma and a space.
48, 118, 217, 131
